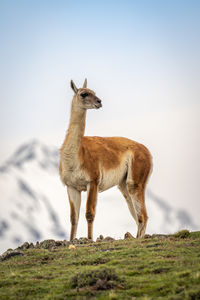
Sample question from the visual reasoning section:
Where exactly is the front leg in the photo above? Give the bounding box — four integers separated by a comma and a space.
67, 186, 81, 241
86, 182, 98, 240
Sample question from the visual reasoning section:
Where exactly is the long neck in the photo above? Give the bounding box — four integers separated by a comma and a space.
64, 97, 86, 154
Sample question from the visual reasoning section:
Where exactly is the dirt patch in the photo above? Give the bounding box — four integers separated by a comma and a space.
71, 267, 122, 290
152, 267, 170, 274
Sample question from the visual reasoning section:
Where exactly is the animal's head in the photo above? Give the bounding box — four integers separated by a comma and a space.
70, 79, 102, 110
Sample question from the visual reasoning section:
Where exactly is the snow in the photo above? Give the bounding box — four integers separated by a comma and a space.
0, 140, 197, 254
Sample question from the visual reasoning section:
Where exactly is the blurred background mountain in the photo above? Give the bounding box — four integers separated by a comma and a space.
0, 140, 197, 254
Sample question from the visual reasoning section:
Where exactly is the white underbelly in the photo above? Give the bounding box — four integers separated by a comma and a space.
98, 165, 127, 192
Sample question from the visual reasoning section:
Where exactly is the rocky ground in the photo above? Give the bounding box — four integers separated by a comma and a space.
0, 231, 172, 261
0, 230, 199, 299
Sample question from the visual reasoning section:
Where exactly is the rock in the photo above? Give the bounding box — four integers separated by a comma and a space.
21, 242, 30, 250
63, 240, 70, 247
79, 237, 91, 244
152, 234, 169, 239
0, 250, 24, 262
70, 237, 93, 245
55, 241, 63, 246
15, 239, 71, 250
124, 232, 134, 239
71, 238, 79, 245
96, 235, 104, 242
104, 236, 115, 242
144, 234, 152, 239
39, 239, 57, 249
29, 243, 34, 248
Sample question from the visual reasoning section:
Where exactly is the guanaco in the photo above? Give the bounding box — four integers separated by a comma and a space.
59, 79, 152, 240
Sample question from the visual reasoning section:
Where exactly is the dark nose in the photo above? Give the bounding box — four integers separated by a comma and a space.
95, 96, 102, 108
96, 98, 101, 104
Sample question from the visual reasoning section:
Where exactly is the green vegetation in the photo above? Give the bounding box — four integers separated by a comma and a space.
0, 231, 200, 299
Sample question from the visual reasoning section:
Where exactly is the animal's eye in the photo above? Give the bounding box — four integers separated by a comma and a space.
81, 93, 89, 98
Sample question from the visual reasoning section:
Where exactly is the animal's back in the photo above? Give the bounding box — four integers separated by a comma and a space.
79, 136, 152, 189
81, 136, 151, 166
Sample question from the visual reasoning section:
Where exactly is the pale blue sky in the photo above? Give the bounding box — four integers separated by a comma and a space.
0, 1, 200, 225
0, 0, 199, 144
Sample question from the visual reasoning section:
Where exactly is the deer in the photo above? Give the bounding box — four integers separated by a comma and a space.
59, 79, 152, 241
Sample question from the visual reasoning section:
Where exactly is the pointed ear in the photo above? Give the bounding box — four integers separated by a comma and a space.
70, 80, 78, 94
82, 78, 87, 88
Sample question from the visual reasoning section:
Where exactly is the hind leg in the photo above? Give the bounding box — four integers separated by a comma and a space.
119, 180, 148, 238
124, 151, 151, 238
118, 180, 138, 223
126, 182, 148, 238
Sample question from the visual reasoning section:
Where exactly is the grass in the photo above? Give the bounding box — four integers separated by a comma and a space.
0, 230, 200, 299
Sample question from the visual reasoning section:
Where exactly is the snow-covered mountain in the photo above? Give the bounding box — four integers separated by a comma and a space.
0, 140, 197, 254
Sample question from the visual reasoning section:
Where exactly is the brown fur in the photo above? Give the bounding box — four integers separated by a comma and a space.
67, 191, 76, 240
86, 181, 98, 239
59, 79, 152, 240
79, 136, 151, 177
